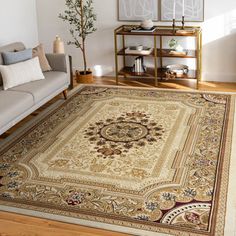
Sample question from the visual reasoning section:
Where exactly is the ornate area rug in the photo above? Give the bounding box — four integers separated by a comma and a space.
0, 85, 235, 236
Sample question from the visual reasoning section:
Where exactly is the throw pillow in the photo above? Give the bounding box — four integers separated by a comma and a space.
0, 57, 45, 90
1, 48, 32, 65
32, 44, 52, 72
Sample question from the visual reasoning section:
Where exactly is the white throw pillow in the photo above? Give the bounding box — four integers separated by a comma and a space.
0, 57, 45, 90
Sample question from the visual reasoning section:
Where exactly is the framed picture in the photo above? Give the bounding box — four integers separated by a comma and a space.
118, 0, 158, 21
161, 0, 204, 22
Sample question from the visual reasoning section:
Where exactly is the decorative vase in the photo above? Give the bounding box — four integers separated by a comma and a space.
53, 36, 65, 54
140, 19, 154, 30
168, 38, 178, 50
75, 70, 94, 83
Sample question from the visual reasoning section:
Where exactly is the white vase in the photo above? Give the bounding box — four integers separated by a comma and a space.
141, 19, 154, 30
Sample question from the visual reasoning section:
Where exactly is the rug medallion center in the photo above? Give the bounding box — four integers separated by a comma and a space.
30, 97, 196, 191
100, 122, 148, 142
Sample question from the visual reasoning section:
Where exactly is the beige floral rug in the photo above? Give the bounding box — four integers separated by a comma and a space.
0, 85, 235, 236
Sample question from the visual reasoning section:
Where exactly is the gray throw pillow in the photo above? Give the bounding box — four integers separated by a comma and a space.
1, 49, 32, 65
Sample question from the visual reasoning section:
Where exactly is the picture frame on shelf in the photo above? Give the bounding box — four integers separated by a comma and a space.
161, 0, 204, 22
118, 0, 158, 21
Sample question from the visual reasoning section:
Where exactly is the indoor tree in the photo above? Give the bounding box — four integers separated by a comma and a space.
59, 0, 97, 75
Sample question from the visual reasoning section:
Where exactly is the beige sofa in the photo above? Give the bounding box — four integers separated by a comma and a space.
0, 42, 70, 135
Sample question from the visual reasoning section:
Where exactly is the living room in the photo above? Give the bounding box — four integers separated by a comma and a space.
0, 0, 236, 236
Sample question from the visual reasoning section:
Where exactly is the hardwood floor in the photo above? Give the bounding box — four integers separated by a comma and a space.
94, 76, 236, 92
0, 77, 236, 236
0, 211, 129, 236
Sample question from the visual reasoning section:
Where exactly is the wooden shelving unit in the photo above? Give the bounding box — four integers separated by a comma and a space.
114, 25, 202, 89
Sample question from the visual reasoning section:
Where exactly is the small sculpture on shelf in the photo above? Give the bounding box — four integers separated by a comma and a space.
168, 38, 178, 50
140, 19, 154, 30
168, 39, 187, 56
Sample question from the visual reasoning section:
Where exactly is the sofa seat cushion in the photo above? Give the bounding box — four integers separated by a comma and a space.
9, 71, 68, 103
0, 90, 34, 129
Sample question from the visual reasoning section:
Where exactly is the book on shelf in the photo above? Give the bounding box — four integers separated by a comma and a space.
125, 46, 153, 55
132, 57, 146, 73
131, 26, 157, 33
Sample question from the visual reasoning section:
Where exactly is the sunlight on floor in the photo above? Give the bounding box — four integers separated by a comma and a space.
200, 82, 217, 88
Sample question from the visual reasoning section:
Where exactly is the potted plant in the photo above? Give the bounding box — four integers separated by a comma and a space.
59, 0, 97, 83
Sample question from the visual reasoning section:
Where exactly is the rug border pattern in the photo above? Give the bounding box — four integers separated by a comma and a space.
0, 85, 235, 236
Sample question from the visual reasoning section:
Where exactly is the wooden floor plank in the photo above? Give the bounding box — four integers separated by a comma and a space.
0, 212, 129, 236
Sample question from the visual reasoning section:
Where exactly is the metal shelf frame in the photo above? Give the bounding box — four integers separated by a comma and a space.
114, 25, 202, 89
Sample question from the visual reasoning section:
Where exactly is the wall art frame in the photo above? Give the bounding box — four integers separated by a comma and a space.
161, 0, 204, 22
118, 0, 159, 22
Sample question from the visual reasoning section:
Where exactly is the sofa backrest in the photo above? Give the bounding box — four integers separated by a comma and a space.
0, 42, 26, 86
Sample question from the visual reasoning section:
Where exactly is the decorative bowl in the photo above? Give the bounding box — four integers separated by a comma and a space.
141, 19, 154, 30
166, 64, 189, 75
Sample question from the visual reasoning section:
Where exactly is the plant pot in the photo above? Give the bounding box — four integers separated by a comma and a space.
76, 70, 94, 84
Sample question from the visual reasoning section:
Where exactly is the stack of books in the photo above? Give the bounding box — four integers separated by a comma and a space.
132, 57, 146, 73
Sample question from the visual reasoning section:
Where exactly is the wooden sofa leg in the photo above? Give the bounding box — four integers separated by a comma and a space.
62, 90, 68, 100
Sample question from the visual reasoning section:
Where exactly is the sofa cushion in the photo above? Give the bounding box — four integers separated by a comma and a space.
0, 42, 26, 86
0, 57, 45, 90
9, 71, 68, 103
2, 48, 32, 65
33, 44, 52, 72
0, 90, 34, 129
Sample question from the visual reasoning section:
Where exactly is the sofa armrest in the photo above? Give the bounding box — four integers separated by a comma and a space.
46, 53, 69, 73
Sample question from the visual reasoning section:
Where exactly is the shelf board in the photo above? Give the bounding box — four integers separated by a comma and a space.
116, 27, 199, 37
117, 48, 154, 57
118, 67, 197, 80
117, 48, 196, 58
119, 67, 155, 78
158, 49, 196, 58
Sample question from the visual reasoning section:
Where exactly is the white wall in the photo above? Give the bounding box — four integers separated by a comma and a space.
0, 0, 39, 47
202, 4, 236, 82
36, 0, 119, 76
36, 0, 236, 82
